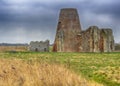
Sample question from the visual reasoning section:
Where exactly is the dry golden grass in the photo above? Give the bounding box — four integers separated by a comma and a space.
0, 59, 103, 86
0, 46, 28, 52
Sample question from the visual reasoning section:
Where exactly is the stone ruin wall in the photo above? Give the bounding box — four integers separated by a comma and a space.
80, 26, 114, 52
100, 28, 114, 52
29, 40, 49, 52
53, 8, 115, 52
53, 8, 82, 52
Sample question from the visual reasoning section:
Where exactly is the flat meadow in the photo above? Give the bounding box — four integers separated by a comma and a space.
0, 47, 120, 86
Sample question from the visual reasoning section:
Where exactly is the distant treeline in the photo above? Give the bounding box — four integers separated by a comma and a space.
115, 43, 120, 51
0, 43, 28, 46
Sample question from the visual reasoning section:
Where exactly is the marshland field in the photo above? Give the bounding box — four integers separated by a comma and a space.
0, 46, 120, 86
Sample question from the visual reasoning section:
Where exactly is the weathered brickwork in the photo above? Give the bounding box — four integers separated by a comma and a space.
53, 8, 114, 52
53, 8, 81, 52
80, 26, 114, 52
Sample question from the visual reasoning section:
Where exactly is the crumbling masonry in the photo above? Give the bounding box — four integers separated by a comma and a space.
53, 8, 114, 52
29, 40, 49, 52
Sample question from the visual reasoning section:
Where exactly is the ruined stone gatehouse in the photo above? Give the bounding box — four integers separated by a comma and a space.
29, 40, 49, 52
53, 8, 114, 52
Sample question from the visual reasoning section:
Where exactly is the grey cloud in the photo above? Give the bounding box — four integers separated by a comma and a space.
82, 1, 120, 19
0, 0, 120, 43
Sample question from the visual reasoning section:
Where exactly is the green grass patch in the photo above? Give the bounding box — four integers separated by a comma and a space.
0, 52, 120, 86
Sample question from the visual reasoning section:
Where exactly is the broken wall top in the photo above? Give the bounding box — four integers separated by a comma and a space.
58, 8, 82, 32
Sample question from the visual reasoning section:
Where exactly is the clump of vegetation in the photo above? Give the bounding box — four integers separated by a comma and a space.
94, 66, 120, 83
0, 58, 102, 86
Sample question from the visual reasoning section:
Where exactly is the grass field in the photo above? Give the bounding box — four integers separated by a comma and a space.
0, 51, 120, 86
0, 46, 28, 52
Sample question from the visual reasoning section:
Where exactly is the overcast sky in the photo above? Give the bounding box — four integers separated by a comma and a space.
0, 0, 120, 44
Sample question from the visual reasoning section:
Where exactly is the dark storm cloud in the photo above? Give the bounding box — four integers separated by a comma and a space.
0, 1, 58, 27
0, 0, 120, 43
89, 1, 120, 19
